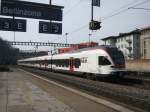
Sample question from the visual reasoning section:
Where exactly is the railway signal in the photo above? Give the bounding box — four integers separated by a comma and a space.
90, 0, 101, 31
89, 20, 101, 30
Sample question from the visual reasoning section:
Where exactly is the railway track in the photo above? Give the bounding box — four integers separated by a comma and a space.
19, 66, 150, 90
98, 76, 150, 90
122, 71, 150, 90
125, 71, 150, 80
20, 66, 150, 111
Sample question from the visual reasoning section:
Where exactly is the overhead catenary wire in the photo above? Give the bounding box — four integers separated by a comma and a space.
129, 0, 150, 8
67, 23, 89, 35
63, 0, 150, 39
101, 0, 140, 20
102, 0, 150, 21
128, 7, 150, 11
63, 0, 82, 17
96, 0, 150, 41
47, 0, 84, 43
65, 0, 146, 36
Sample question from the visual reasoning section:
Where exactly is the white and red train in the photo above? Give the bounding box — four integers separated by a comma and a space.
18, 46, 126, 77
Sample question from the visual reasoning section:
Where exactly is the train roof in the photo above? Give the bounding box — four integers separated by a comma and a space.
60, 45, 117, 54
18, 45, 118, 61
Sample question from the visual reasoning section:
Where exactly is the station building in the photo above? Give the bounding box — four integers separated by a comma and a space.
101, 26, 150, 60
101, 30, 141, 60
140, 26, 150, 59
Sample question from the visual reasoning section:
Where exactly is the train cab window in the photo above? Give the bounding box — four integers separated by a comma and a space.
98, 56, 111, 65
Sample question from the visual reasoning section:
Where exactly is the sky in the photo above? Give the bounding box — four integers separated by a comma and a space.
0, 0, 150, 51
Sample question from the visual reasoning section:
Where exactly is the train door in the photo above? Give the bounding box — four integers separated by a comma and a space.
69, 57, 74, 71
44, 59, 48, 68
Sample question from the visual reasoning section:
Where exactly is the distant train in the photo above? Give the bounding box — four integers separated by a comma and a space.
18, 46, 126, 78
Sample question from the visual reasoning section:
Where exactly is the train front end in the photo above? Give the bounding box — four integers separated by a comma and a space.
107, 47, 126, 77
97, 47, 126, 77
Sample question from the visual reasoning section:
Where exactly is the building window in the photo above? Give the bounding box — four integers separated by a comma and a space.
144, 49, 147, 58
124, 37, 126, 41
144, 40, 146, 48
121, 38, 123, 41
121, 45, 123, 48
125, 44, 127, 48
142, 31, 145, 35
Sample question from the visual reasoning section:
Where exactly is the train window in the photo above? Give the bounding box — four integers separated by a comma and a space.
62, 59, 67, 67
98, 56, 111, 65
66, 59, 69, 67
47, 60, 51, 64
74, 58, 81, 68
49, 59, 69, 67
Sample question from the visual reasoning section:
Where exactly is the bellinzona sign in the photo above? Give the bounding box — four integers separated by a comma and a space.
0, 0, 63, 21
0, 0, 63, 34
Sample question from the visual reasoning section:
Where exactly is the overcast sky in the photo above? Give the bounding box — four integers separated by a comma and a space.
0, 0, 150, 51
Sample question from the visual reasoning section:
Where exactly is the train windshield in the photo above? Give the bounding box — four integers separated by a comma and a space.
107, 48, 125, 65
98, 56, 111, 65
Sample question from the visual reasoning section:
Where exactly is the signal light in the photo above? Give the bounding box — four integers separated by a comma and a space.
89, 20, 101, 30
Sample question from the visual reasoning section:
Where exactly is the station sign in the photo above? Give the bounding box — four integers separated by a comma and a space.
39, 21, 62, 35
0, 17, 26, 32
1, 0, 63, 21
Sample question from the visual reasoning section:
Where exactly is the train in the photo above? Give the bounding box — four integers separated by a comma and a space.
18, 45, 126, 78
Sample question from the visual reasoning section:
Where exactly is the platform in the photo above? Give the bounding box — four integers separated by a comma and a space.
0, 68, 124, 112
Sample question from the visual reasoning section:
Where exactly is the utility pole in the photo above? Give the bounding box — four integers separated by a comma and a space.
91, 0, 94, 21
89, 0, 101, 30
13, 15, 16, 41
49, 0, 51, 5
13, 2, 16, 42
50, 0, 52, 72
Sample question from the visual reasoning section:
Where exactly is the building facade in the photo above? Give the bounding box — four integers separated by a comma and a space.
102, 36, 116, 47
140, 27, 150, 59
101, 30, 141, 60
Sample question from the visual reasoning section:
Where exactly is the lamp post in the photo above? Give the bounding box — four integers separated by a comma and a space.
65, 33, 68, 44
88, 33, 92, 43
50, 50, 53, 72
